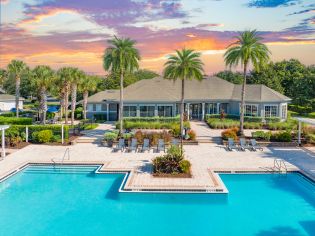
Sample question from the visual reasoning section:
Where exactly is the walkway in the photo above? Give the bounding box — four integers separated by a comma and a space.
76, 123, 115, 143
190, 121, 217, 143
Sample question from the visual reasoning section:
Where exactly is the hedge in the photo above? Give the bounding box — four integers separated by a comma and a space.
123, 116, 180, 123
0, 116, 33, 125
205, 114, 280, 123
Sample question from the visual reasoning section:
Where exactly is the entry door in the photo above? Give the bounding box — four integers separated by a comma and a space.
190, 103, 201, 120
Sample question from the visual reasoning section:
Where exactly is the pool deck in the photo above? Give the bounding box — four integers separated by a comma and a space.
1, 142, 313, 193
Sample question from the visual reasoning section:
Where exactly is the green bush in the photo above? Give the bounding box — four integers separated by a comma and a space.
124, 116, 179, 123
179, 160, 191, 174
271, 131, 292, 142
252, 131, 271, 141
289, 104, 312, 114
122, 133, 133, 140
306, 134, 315, 144
0, 116, 32, 125
104, 132, 118, 141
36, 130, 53, 143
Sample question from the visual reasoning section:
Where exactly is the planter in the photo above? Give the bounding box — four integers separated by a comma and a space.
152, 172, 192, 178
105, 140, 114, 147
222, 140, 297, 147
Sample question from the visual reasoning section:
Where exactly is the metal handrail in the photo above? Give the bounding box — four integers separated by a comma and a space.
51, 148, 70, 166
273, 159, 287, 173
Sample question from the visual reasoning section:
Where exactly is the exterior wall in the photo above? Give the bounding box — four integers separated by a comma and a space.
86, 100, 289, 121
0, 100, 23, 111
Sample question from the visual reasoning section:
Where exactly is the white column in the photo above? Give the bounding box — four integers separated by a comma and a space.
106, 103, 109, 121
61, 124, 64, 144
187, 103, 190, 120
26, 126, 29, 142
201, 103, 205, 120
154, 105, 158, 117
216, 103, 220, 114
2, 129, 5, 158
136, 105, 140, 117
298, 121, 302, 146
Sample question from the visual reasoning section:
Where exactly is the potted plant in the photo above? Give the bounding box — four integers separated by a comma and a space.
104, 132, 118, 147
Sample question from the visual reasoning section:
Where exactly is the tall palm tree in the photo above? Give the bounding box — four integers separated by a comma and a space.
224, 30, 270, 135
31, 65, 55, 124
69, 68, 84, 125
0, 69, 7, 86
163, 49, 204, 152
79, 75, 98, 120
103, 36, 140, 135
56, 67, 72, 124
7, 60, 29, 117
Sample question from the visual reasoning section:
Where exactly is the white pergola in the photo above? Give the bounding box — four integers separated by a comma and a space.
0, 125, 10, 158
296, 118, 315, 145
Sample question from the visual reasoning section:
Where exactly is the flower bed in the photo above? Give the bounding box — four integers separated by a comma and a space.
152, 146, 192, 178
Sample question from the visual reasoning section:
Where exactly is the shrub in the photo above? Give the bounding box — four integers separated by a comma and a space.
104, 132, 118, 141
122, 133, 133, 140
134, 130, 144, 143
187, 130, 196, 141
36, 130, 53, 143
3, 126, 24, 146
289, 104, 312, 114
31, 131, 39, 142
179, 160, 191, 174
152, 145, 190, 175
0, 116, 32, 125
124, 117, 179, 123
221, 128, 238, 140
305, 134, 315, 144
271, 131, 292, 142
252, 131, 271, 141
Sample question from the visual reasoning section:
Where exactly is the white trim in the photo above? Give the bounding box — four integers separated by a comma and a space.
263, 104, 279, 118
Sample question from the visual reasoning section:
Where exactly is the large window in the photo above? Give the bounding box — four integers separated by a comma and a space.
243, 104, 258, 117
281, 104, 287, 119
123, 106, 137, 117
158, 106, 172, 117
264, 105, 278, 117
205, 103, 217, 114
140, 106, 155, 117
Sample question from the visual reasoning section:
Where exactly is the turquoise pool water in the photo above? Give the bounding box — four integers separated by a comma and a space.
0, 165, 315, 236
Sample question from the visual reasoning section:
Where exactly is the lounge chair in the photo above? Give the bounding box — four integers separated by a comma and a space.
171, 138, 179, 146
227, 138, 237, 151
114, 138, 125, 152
128, 138, 138, 152
250, 139, 263, 151
239, 138, 250, 151
157, 139, 166, 152
141, 139, 150, 152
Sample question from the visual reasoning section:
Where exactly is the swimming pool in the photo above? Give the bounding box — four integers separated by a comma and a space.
0, 165, 315, 236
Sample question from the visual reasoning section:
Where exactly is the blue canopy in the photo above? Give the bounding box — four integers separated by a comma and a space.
47, 106, 59, 113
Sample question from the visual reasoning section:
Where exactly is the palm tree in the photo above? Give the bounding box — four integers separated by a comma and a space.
56, 67, 72, 124
31, 65, 55, 124
0, 69, 7, 86
224, 30, 270, 135
7, 60, 29, 117
79, 75, 98, 120
69, 68, 84, 125
163, 49, 204, 152
103, 36, 140, 135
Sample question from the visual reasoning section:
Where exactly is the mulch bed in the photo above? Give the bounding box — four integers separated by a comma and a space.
152, 172, 192, 178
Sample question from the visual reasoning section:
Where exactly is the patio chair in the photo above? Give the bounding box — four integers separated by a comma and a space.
141, 139, 150, 152
239, 138, 251, 151
226, 138, 237, 151
250, 139, 263, 151
157, 139, 166, 152
128, 138, 138, 152
114, 138, 125, 152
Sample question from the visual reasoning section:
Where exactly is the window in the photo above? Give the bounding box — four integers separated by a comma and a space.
123, 106, 137, 117
243, 104, 258, 117
158, 106, 172, 117
140, 106, 155, 117
205, 103, 217, 114
87, 104, 93, 112
281, 104, 287, 119
219, 103, 228, 113
264, 105, 278, 117
101, 104, 107, 111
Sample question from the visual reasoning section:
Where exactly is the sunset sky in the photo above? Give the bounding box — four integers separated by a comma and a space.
0, 0, 314, 75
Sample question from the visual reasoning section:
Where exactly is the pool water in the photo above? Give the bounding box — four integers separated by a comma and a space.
0, 165, 315, 236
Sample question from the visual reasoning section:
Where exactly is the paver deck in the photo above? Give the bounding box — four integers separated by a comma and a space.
2, 141, 314, 192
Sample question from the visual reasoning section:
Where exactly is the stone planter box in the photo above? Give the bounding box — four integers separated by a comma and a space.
222, 140, 297, 147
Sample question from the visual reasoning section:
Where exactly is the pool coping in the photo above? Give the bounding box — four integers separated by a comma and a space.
1, 162, 314, 194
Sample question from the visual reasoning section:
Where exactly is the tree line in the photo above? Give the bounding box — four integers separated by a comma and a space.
216, 59, 315, 110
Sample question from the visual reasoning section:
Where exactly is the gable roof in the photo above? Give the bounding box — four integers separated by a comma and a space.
87, 76, 291, 103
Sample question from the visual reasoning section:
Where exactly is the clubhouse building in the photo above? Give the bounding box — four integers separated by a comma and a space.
86, 77, 291, 121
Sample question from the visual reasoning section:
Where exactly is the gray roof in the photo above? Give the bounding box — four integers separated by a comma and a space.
0, 94, 24, 101
87, 76, 291, 103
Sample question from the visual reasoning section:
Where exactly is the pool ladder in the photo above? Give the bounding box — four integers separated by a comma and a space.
51, 148, 70, 166
273, 159, 288, 174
